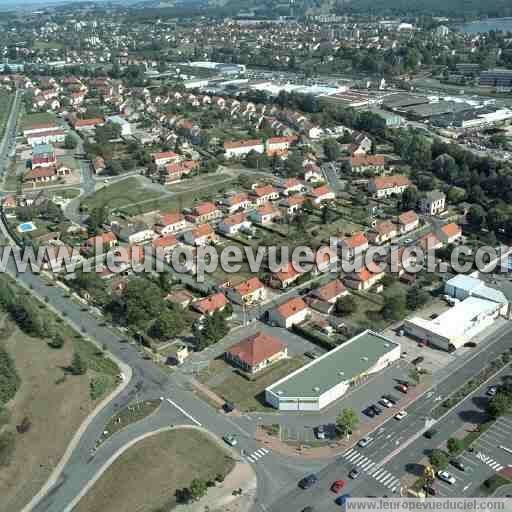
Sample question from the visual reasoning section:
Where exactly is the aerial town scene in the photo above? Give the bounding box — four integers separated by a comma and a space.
1, 0, 512, 511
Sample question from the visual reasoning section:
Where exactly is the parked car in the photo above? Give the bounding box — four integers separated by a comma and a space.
371, 404, 383, 415
430, 313, 438, 319
304, 351, 319, 360
316, 425, 326, 440
424, 429, 438, 439
487, 386, 498, 397
358, 436, 373, 448
394, 410, 408, 421
331, 480, 345, 493
379, 398, 393, 408
364, 407, 376, 418
348, 469, 360, 479
299, 474, 318, 489
396, 383, 409, 394
464, 341, 477, 348
223, 434, 237, 446
412, 356, 424, 366
335, 494, 351, 506
383, 393, 399, 405
223, 401, 235, 413
450, 459, 465, 472
437, 470, 456, 485
424, 486, 436, 496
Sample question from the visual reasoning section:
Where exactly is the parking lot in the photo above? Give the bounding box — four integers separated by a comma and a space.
431, 416, 512, 497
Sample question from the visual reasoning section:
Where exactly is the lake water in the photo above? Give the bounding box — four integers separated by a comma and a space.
458, 18, 512, 34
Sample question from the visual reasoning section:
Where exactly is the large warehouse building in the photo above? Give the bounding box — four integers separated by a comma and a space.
404, 275, 508, 351
265, 330, 400, 411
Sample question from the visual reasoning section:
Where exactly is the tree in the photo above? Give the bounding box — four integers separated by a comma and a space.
335, 295, 357, 316
406, 287, 430, 310
87, 206, 109, 235
467, 205, 486, 230
106, 160, 123, 176
324, 140, 341, 162
447, 437, 463, 455
429, 449, 448, 469
48, 333, 65, 349
150, 309, 184, 340
125, 279, 166, 329
336, 408, 359, 438
400, 187, 420, 211
196, 310, 229, 350
381, 288, 407, 321
489, 392, 512, 418
189, 478, 208, 501
64, 134, 77, 150
70, 352, 87, 375
321, 207, 336, 224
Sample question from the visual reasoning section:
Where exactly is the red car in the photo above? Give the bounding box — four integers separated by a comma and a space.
331, 480, 345, 493
397, 383, 409, 394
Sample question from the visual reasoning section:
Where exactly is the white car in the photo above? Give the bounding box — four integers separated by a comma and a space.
379, 398, 393, 408
358, 436, 373, 448
394, 410, 408, 421
437, 470, 456, 485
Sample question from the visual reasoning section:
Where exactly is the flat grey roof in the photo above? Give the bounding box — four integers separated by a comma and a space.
267, 330, 399, 399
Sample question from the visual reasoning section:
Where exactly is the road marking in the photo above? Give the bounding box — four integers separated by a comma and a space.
247, 456, 255, 462
344, 448, 356, 457
165, 398, 202, 426
463, 483, 472, 492
360, 460, 374, 470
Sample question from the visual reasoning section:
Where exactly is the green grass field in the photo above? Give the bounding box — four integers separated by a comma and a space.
82, 178, 165, 212
20, 112, 56, 130
0, 92, 14, 139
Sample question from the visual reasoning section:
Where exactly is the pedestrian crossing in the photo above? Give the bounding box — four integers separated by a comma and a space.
246, 447, 270, 463
475, 451, 504, 472
341, 448, 401, 491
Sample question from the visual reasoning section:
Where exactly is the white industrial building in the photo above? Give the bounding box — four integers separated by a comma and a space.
404, 275, 508, 351
265, 330, 400, 411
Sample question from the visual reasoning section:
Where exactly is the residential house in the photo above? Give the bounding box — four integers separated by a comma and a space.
217, 213, 252, 235
154, 212, 186, 235
368, 220, 398, 245
165, 290, 194, 308
349, 134, 373, 156
344, 264, 385, 291
311, 279, 347, 303
419, 190, 446, 216
223, 139, 264, 159
417, 233, 443, 251
27, 129, 65, 146
250, 203, 281, 225
309, 185, 335, 205
190, 202, 223, 223
152, 151, 179, 168
303, 163, 323, 182
191, 292, 228, 316
250, 184, 279, 205
71, 117, 104, 132
439, 223, 462, 244
222, 193, 252, 214
269, 297, 309, 328
32, 144, 56, 168
269, 262, 303, 289
111, 220, 155, 244
24, 165, 71, 184
349, 154, 386, 174
339, 232, 369, 260
162, 160, 198, 184
398, 210, 419, 234
183, 223, 218, 246
226, 277, 266, 305
279, 178, 305, 196
280, 195, 305, 217
152, 234, 178, 256
368, 175, 411, 198
265, 135, 297, 156
225, 332, 287, 375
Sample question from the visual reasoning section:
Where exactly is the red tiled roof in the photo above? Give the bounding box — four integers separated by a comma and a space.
222, 212, 247, 226
159, 212, 184, 226
310, 185, 332, 198
227, 193, 249, 206
273, 262, 302, 283
275, 297, 307, 319
224, 139, 262, 150
371, 175, 410, 190
227, 332, 285, 367
193, 202, 218, 216
192, 292, 228, 315
252, 184, 276, 197
441, 223, 461, 238
152, 235, 177, 249
233, 277, 264, 296
312, 279, 346, 302
350, 154, 385, 167
398, 210, 418, 225
153, 151, 178, 161
192, 223, 214, 238
342, 232, 368, 248
25, 166, 56, 179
